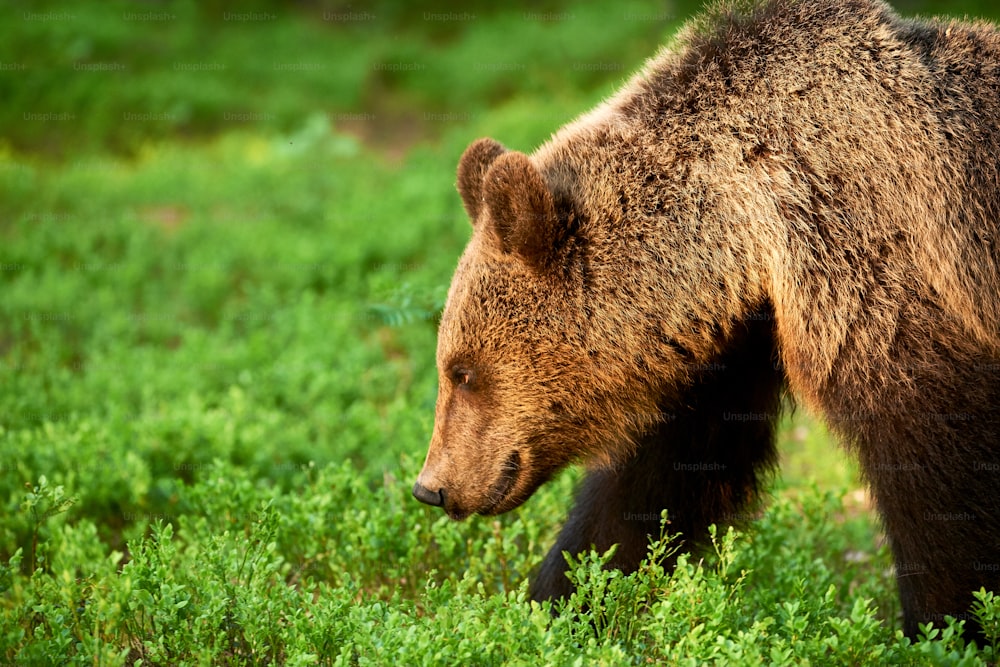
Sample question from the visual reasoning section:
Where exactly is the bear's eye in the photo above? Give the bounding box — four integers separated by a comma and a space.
450, 366, 475, 388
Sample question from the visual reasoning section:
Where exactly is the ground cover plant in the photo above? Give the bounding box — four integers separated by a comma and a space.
2, 1, 1000, 664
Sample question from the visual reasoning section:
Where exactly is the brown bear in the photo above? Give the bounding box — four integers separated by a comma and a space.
412, 0, 1000, 639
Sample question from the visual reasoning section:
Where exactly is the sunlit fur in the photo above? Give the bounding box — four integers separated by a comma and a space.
416, 0, 1000, 638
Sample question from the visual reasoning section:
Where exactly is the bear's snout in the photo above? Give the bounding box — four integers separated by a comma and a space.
411, 481, 444, 507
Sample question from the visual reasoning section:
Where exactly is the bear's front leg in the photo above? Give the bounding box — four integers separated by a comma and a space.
530, 437, 679, 602
531, 316, 784, 603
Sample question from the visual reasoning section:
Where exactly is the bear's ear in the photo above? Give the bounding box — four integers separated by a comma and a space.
457, 138, 508, 222
481, 151, 561, 270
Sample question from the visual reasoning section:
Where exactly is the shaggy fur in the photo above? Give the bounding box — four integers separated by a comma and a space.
414, 0, 1000, 638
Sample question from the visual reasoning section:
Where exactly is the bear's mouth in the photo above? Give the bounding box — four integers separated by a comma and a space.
482, 450, 521, 515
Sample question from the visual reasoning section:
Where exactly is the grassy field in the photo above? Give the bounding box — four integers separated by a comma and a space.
3, 0, 1000, 664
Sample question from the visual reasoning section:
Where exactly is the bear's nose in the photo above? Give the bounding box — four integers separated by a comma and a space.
412, 482, 444, 507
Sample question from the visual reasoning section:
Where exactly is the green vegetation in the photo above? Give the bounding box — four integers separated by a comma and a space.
2, 0, 1000, 663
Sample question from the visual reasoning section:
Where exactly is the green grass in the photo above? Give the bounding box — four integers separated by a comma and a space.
3, 0, 1000, 664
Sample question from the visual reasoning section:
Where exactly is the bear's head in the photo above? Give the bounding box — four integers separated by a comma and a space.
412, 138, 661, 520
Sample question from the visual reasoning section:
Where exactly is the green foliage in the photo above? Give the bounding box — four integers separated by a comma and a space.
3, 0, 1000, 663
972, 588, 1000, 651
0, 0, 678, 157
19, 475, 78, 573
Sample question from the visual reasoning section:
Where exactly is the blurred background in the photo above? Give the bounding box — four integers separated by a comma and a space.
2, 0, 1000, 661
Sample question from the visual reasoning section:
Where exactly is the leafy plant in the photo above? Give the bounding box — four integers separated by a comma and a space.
20, 476, 77, 573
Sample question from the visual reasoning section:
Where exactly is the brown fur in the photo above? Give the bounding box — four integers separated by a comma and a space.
414, 0, 1000, 638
